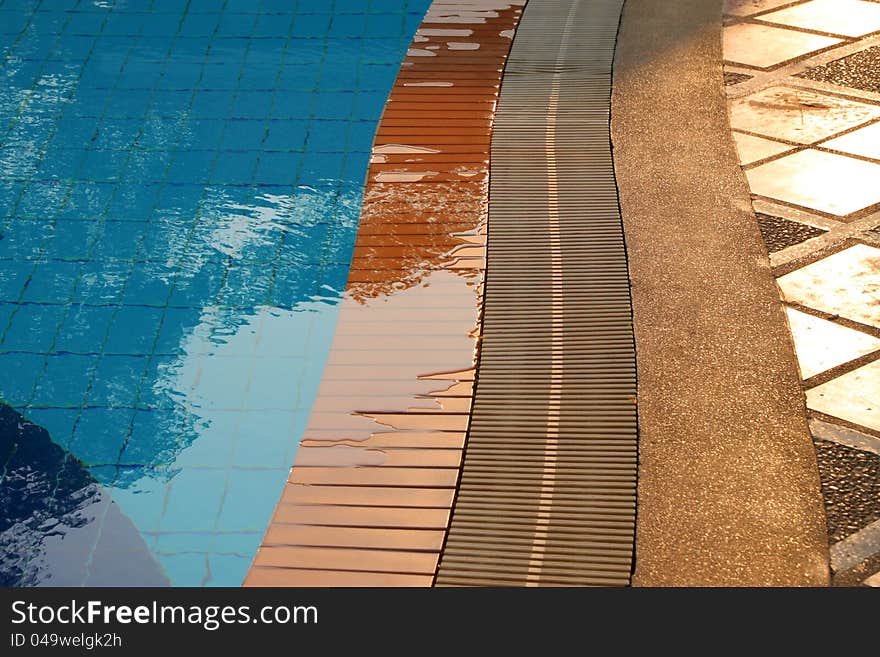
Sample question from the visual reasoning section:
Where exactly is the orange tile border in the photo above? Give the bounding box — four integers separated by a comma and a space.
245, 4, 525, 586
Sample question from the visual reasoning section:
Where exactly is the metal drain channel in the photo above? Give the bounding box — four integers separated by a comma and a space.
434, 0, 636, 587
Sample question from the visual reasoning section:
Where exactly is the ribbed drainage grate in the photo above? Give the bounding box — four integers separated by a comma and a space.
434, 0, 637, 587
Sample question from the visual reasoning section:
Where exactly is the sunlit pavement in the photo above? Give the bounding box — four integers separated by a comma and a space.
724, 0, 880, 586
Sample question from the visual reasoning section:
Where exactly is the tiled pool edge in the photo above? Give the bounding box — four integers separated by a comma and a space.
244, 1, 525, 587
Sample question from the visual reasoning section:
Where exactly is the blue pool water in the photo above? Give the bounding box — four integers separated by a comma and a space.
0, 0, 429, 586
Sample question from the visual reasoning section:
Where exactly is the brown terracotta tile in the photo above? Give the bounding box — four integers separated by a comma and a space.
252, 546, 440, 575
288, 466, 460, 488
280, 484, 455, 507
272, 504, 451, 529
244, 567, 433, 587
248, 0, 522, 585
264, 525, 446, 551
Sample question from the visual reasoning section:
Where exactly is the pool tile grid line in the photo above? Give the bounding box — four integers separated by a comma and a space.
0, 2, 432, 587
244, 1, 526, 588
724, 0, 880, 585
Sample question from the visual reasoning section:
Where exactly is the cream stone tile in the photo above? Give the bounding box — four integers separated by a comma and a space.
807, 359, 880, 431
785, 307, 880, 377
732, 131, 794, 165
729, 87, 880, 144
778, 244, 880, 327
723, 23, 841, 68
746, 150, 880, 215
724, 0, 802, 17
823, 121, 880, 160
761, 0, 880, 37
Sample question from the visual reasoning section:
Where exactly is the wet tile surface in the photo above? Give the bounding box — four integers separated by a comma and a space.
245, 0, 525, 588
822, 120, 880, 159
729, 87, 880, 144
746, 149, 880, 215
807, 359, 880, 431
760, 0, 880, 37
724, 0, 804, 16
785, 307, 880, 378
725, 5, 880, 572
778, 244, 880, 326
733, 132, 794, 165
723, 23, 841, 68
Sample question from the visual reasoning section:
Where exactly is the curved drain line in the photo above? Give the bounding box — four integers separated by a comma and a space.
436, 0, 637, 587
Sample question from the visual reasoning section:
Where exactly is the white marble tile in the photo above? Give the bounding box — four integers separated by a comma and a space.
786, 307, 880, 377
724, 0, 803, 16
823, 121, 880, 161
746, 150, 880, 216
732, 131, 794, 165
729, 87, 880, 144
723, 23, 841, 68
761, 0, 880, 37
807, 358, 880, 431
778, 244, 880, 327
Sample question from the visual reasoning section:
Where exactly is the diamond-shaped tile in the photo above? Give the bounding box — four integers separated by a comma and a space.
724, 0, 804, 16
746, 150, 880, 216
761, 0, 880, 38
786, 307, 880, 378
778, 244, 880, 328
823, 121, 880, 160
723, 23, 841, 68
732, 131, 794, 165
729, 87, 880, 144
807, 359, 880, 432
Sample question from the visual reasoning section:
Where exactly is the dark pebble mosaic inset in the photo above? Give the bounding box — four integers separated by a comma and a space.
814, 439, 880, 543
798, 45, 880, 94
756, 212, 826, 252
724, 71, 753, 86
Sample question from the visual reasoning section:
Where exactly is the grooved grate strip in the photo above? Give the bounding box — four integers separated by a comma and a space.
435, 0, 637, 587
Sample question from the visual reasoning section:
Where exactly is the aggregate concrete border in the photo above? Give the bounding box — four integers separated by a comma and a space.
611, 0, 830, 586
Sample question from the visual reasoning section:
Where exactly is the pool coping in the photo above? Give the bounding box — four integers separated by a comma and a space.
245, 0, 526, 588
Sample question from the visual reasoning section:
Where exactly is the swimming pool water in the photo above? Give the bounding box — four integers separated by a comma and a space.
0, 0, 430, 586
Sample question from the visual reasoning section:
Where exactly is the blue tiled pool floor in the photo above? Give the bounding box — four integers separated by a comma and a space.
0, 0, 429, 586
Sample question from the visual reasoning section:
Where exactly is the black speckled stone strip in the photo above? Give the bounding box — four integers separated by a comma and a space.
756, 213, 827, 253
435, 0, 637, 587
798, 45, 880, 94
814, 439, 880, 543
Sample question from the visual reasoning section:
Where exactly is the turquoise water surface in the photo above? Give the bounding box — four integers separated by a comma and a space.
0, 0, 429, 586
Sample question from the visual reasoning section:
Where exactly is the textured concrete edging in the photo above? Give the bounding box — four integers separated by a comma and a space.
611, 0, 830, 585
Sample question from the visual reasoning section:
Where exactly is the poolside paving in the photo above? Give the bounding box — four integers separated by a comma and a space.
244, 0, 880, 588
724, 0, 880, 586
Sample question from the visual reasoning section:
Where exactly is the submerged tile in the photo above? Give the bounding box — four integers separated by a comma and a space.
723, 23, 841, 68
729, 87, 880, 144
746, 149, 880, 215
785, 307, 880, 378
807, 359, 880, 431
778, 244, 880, 327
761, 0, 880, 37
